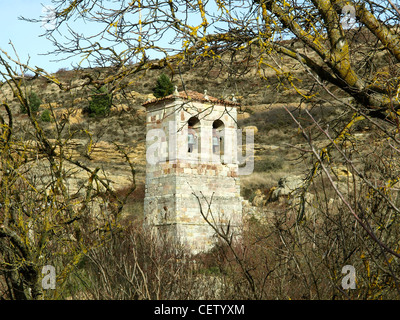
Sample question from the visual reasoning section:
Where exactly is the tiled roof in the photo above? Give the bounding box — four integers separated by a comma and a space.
142, 90, 240, 107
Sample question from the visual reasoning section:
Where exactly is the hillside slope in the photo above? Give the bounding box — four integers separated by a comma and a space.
0, 46, 378, 219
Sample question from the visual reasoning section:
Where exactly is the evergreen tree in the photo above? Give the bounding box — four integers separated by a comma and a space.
40, 109, 51, 122
89, 86, 112, 116
152, 73, 174, 98
21, 92, 42, 114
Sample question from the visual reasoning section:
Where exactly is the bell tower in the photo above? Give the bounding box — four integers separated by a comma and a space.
143, 88, 242, 253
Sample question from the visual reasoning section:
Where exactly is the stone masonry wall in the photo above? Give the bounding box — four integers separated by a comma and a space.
144, 97, 242, 253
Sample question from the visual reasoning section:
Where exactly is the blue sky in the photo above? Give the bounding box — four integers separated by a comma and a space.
0, 0, 231, 75
0, 0, 75, 73
0, 0, 200, 73
0, 0, 195, 74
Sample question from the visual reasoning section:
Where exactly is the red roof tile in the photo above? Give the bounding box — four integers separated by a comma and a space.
143, 90, 240, 107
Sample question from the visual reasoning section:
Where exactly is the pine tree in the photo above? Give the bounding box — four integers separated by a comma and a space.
152, 73, 174, 98
21, 92, 42, 114
89, 86, 112, 116
40, 109, 51, 122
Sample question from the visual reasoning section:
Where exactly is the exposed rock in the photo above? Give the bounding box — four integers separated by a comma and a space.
252, 189, 266, 207
331, 166, 352, 181
136, 107, 146, 118
241, 198, 258, 217
55, 108, 83, 124
237, 112, 251, 120
243, 125, 258, 134
73, 97, 85, 105
112, 104, 130, 113
40, 102, 62, 109
144, 93, 156, 101
271, 175, 303, 201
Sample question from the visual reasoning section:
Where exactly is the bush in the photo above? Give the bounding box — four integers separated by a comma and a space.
20, 92, 42, 114
254, 157, 283, 172
152, 73, 174, 98
40, 109, 51, 122
89, 86, 112, 116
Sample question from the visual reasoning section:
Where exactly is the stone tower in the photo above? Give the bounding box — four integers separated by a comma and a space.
143, 88, 242, 253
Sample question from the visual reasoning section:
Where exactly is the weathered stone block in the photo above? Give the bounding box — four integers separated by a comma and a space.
144, 91, 242, 254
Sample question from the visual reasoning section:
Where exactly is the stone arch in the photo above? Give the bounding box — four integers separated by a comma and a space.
212, 119, 225, 157
188, 116, 200, 153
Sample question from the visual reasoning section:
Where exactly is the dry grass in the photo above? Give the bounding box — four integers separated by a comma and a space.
241, 170, 284, 190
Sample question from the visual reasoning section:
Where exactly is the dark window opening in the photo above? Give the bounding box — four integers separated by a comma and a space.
212, 119, 225, 157
188, 116, 200, 153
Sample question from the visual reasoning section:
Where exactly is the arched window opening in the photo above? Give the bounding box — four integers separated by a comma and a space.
188, 116, 200, 153
212, 119, 224, 157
